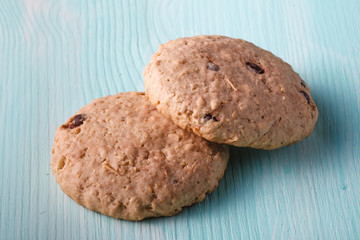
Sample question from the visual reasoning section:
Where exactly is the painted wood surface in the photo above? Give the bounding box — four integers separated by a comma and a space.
1, 0, 360, 239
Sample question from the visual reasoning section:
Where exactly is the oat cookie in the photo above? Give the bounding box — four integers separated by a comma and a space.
144, 35, 318, 149
52, 92, 229, 220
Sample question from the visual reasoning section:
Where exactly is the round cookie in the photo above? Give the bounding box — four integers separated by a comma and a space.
52, 92, 229, 221
144, 35, 318, 150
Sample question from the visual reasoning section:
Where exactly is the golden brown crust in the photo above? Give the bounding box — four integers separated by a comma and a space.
51, 92, 229, 220
144, 35, 318, 149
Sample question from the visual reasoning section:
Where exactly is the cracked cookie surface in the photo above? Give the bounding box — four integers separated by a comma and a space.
52, 92, 229, 220
144, 35, 318, 149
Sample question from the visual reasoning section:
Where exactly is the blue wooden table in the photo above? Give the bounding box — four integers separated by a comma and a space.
1, 0, 359, 239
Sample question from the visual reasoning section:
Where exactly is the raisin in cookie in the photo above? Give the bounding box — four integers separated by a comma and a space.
144, 35, 318, 149
52, 92, 229, 221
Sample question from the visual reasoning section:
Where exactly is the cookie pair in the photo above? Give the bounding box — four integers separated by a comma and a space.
52, 35, 318, 221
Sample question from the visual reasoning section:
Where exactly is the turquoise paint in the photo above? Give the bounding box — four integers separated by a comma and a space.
1, 0, 360, 239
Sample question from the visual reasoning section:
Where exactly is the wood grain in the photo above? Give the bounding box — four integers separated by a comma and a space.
1, 0, 360, 239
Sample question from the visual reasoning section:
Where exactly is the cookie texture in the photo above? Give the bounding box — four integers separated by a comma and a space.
52, 92, 229, 221
144, 35, 318, 149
